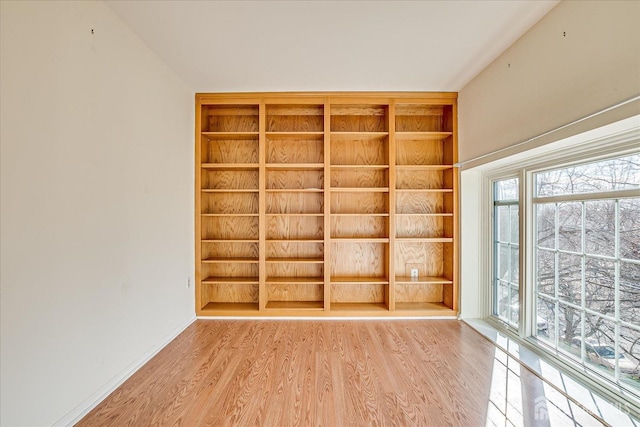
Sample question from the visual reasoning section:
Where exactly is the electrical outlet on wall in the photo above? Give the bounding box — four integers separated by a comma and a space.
187, 277, 191, 288
406, 263, 421, 279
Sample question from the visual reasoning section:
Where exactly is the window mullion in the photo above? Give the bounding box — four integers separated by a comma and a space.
554, 202, 560, 350
614, 198, 621, 382
580, 201, 586, 364
520, 169, 531, 337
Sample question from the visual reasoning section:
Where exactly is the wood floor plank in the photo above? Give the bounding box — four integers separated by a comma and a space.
76, 320, 605, 427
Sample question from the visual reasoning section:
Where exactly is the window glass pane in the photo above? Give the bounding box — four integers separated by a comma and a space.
620, 198, 640, 261
495, 280, 509, 320
509, 205, 519, 244
619, 324, 640, 385
536, 249, 555, 297
583, 314, 616, 376
536, 203, 556, 249
535, 154, 640, 197
558, 202, 582, 252
495, 178, 519, 201
585, 200, 615, 257
620, 261, 640, 325
584, 257, 615, 316
536, 296, 555, 342
497, 243, 509, 282
497, 205, 510, 242
510, 246, 519, 284
508, 285, 520, 324
557, 253, 581, 305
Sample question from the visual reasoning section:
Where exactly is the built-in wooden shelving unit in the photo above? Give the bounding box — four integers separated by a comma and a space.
195, 93, 458, 317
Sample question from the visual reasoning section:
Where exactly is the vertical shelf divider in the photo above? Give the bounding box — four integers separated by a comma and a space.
195, 98, 203, 312
324, 99, 331, 311
388, 101, 396, 311
452, 101, 459, 313
258, 101, 267, 311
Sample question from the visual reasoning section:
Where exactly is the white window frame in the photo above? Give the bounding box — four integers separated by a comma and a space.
478, 124, 640, 410
490, 175, 524, 333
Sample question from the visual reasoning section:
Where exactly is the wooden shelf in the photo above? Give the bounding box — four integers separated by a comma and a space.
331, 187, 389, 193
331, 237, 389, 243
266, 239, 324, 243
201, 189, 258, 193
202, 276, 259, 284
200, 302, 259, 312
266, 132, 324, 139
201, 163, 258, 170
201, 213, 259, 217
201, 132, 259, 140
266, 277, 324, 284
266, 258, 324, 263
202, 257, 258, 263
266, 163, 324, 170
330, 302, 388, 312
266, 213, 324, 217
395, 302, 454, 312
196, 94, 457, 317
265, 301, 324, 310
331, 213, 389, 217
265, 188, 324, 193
330, 132, 388, 140
395, 276, 453, 284
395, 213, 453, 217
202, 239, 259, 243
330, 164, 389, 170
331, 277, 389, 284
395, 189, 453, 193
395, 237, 453, 243
395, 132, 452, 141
395, 165, 453, 171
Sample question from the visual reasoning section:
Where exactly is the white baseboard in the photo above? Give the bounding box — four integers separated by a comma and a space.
53, 315, 197, 427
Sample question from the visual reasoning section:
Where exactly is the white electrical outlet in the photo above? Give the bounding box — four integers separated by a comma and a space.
410, 268, 419, 278
187, 277, 191, 288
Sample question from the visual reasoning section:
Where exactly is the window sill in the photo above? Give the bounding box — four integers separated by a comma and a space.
464, 317, 640, 425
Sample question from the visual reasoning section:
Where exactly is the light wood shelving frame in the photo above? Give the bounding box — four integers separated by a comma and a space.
196, 92, 458, 317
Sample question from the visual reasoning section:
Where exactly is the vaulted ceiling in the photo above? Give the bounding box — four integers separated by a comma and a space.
106, 0, 559, 92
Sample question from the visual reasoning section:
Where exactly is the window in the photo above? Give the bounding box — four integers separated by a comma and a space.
482, 143, 640, 407
466, 118, 640, 412
493, 178, 519, 327
533, 154, 640, 389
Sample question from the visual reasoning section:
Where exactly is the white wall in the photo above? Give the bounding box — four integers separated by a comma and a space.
458, 0, 640, 165
0, 1, 195, 425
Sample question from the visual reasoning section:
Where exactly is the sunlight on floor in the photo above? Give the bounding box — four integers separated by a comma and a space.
470, 321, 640, 427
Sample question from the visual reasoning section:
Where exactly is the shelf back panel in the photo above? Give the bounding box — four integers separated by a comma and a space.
202, 193, 259, 215
267, 170, 324, 190
202, 283, 259, 305
330, 242, 388, 277
202, 105, 259, 132
330, 283, 385, 303
267, 283, 324, 302
202, 242, 259, 259
267, 216, 324, 240
202, 170, 259, 190
202, 138, 259, 164
330, 138, 388, 165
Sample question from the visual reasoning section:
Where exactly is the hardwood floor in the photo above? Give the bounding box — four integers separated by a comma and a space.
76, 320, 604, 426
